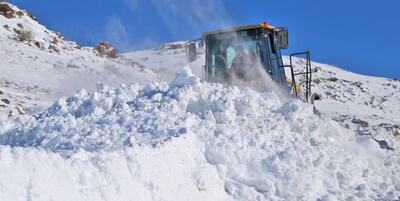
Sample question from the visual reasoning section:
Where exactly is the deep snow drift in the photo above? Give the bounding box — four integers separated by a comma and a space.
1, 68, 399, 201
1, 0, 399, 153
1, 3, 400, 200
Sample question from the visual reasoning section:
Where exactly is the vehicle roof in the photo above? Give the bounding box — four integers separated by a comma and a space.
202, 24, 277, 37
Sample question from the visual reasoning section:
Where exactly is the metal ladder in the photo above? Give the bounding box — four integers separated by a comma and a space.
280, 51, 312, 102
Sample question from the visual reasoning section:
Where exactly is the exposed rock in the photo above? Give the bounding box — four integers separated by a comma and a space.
2, 24, 9, 30
16, 23, 23, 29
327, 77, 338, 82
51, 37, 59, 44
378, 124, 400, 137
95, 42, 118, 58
15, 10, 23, 17
26, 12, 38, 22
314, 78, 321, 84
16, 105, 25, 114
34, 41, 43, 49
13, 28, 33, 42
0, 3, 15, 19
48, 45, 60, 54
351, 118, 369, 128
1, 98, 10, 104
67, 63, 80, 69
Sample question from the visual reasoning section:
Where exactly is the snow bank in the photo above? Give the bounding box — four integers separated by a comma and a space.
0, 68, 399, 201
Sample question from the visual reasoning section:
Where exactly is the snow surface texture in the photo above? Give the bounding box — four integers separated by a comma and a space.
1, 67, 399, 201
1, 2, 400, 201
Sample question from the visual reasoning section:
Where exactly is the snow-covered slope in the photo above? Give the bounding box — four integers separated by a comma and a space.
1, 2, 400, 201
0, 2, 156, 119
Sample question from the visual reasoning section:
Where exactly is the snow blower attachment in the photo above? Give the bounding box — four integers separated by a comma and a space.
186, 22, 316, 103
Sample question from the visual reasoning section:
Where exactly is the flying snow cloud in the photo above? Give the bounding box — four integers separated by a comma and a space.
105, 0, 233, 51
115, 0, 232, 49
149, 0, 233, 36
125, 0, 140, 11
105, 16, 132, 51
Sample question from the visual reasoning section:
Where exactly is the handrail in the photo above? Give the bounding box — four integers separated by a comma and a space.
280, 51, 312, 102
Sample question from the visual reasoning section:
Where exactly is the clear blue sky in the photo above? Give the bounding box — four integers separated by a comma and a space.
9, 0, 400, 79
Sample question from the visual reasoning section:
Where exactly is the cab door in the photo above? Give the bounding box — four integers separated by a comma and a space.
264, 32, 285, 84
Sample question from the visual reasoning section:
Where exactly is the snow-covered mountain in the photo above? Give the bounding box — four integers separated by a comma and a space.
0, 2, 157, 119
1, 2, 400, 201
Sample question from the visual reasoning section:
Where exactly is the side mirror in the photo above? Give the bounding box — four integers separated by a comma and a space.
185, 42, 197, 63
277, 27, 289, 49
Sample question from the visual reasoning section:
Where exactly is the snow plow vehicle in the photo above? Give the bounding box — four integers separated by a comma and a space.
186, 22, 315, 103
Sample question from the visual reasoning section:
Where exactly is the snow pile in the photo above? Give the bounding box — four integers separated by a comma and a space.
1, 68, 399, 201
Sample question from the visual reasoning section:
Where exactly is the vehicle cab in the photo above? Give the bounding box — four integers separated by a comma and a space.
201, 22, 289, 86
186, 22, 313, 102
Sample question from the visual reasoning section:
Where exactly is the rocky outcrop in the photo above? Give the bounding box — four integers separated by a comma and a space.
0, 3, 15, 19
13, 28, 33, 42
0, 2, 38, 21
95, 42, 118, 58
